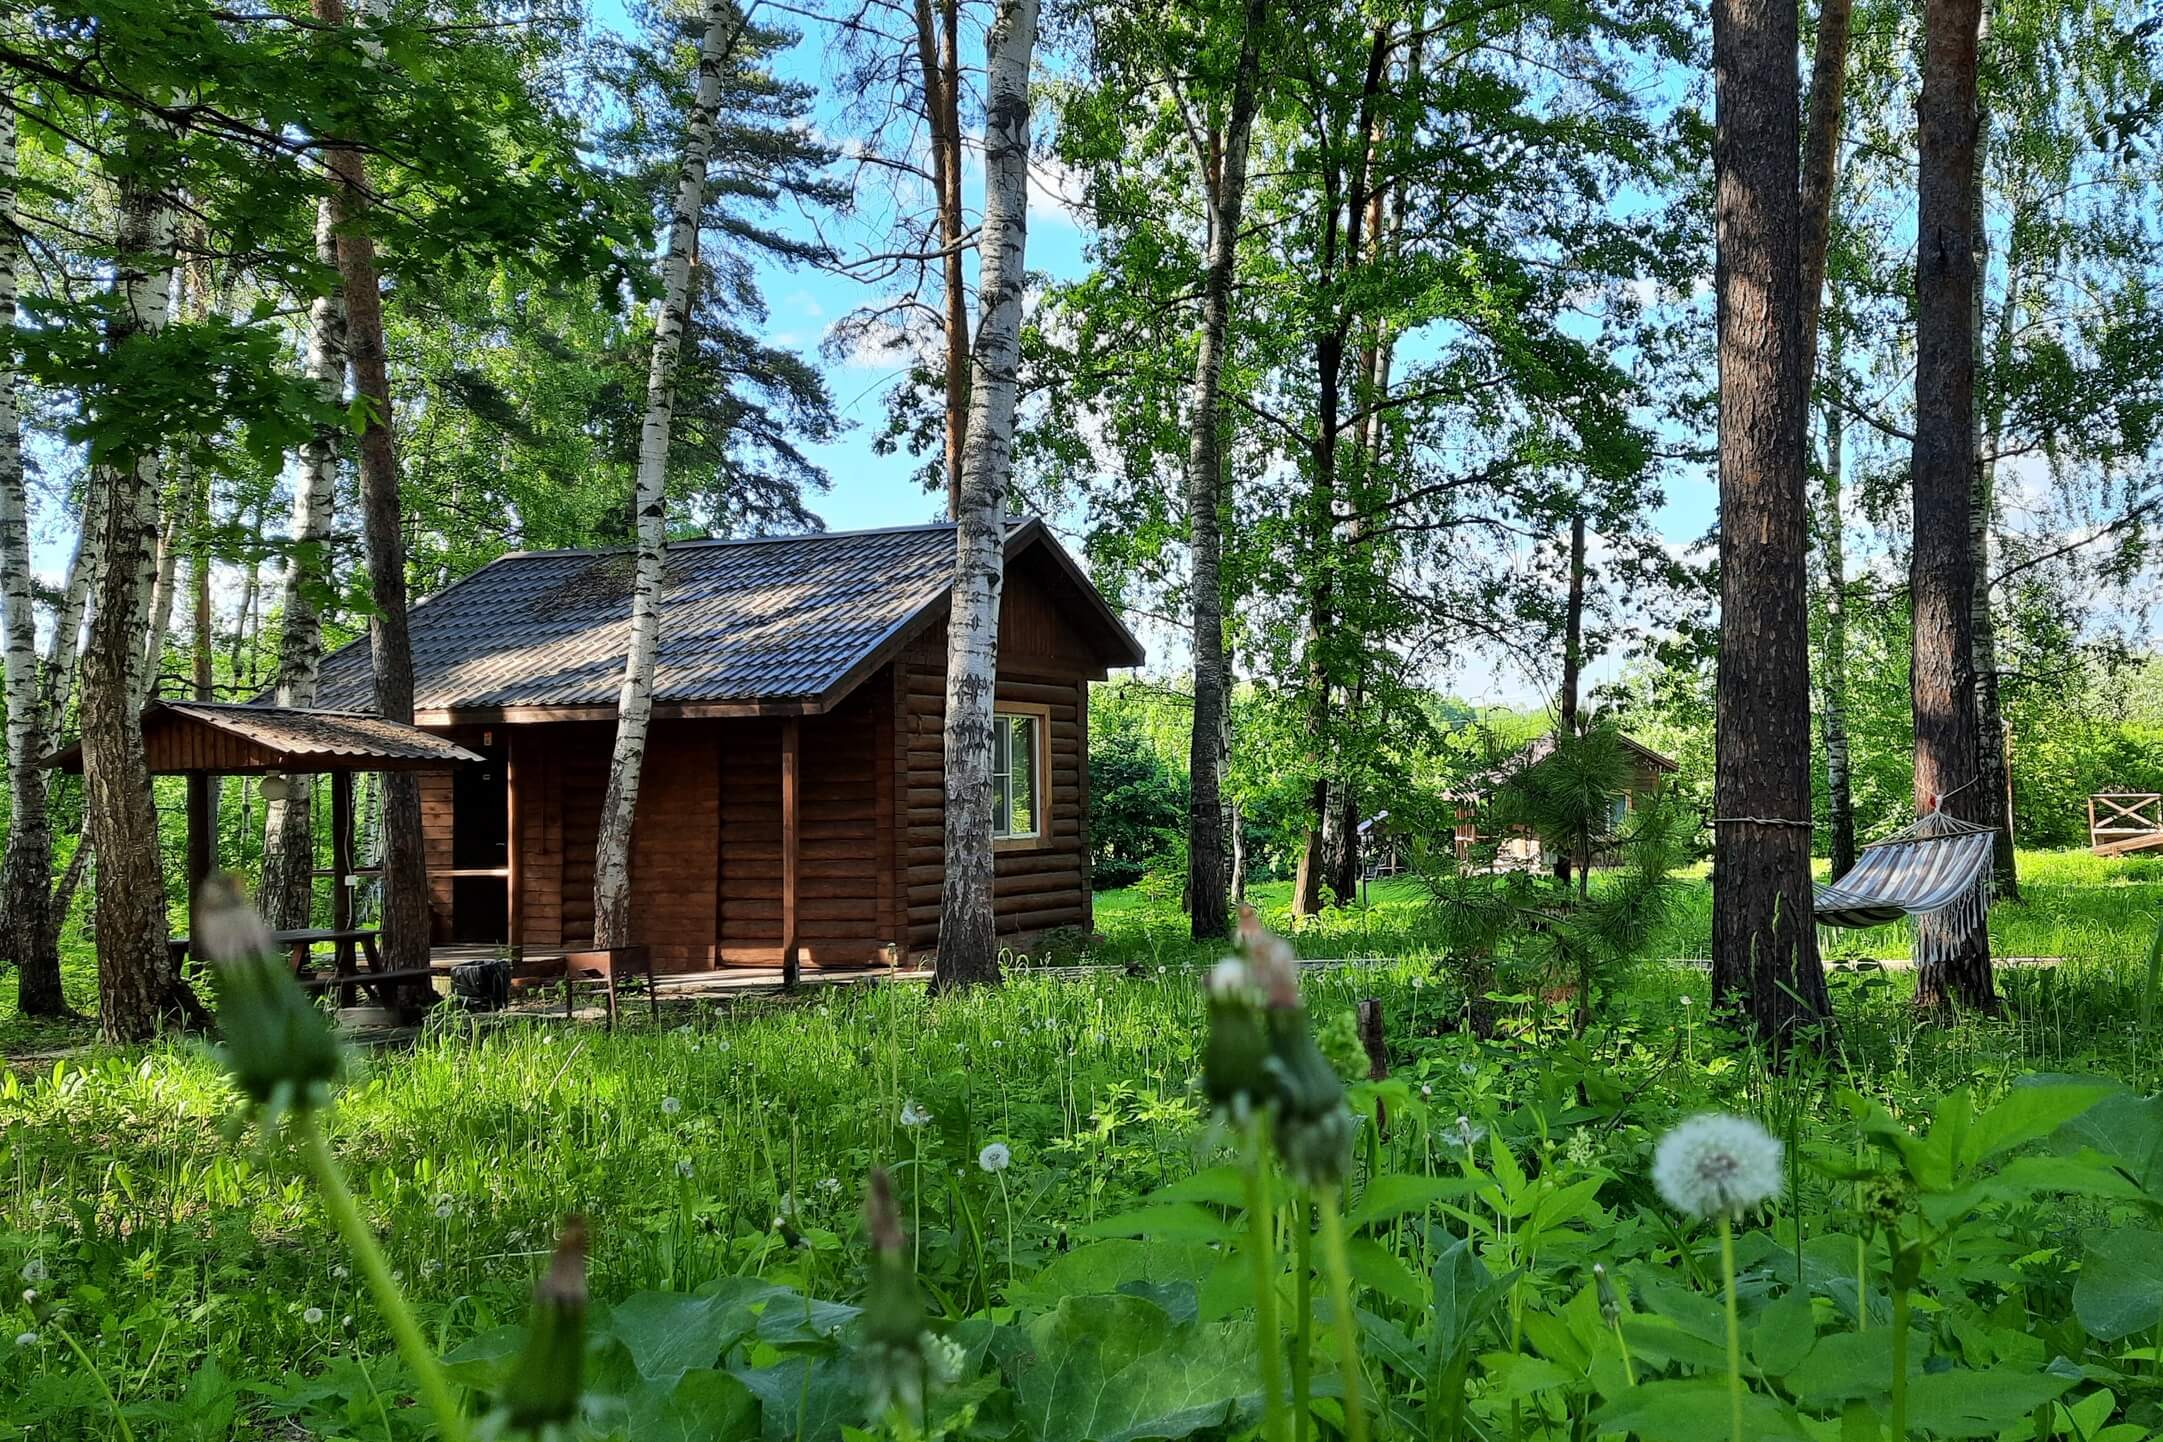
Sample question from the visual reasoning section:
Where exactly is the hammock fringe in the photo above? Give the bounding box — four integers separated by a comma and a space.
1813, 809, 1996, 930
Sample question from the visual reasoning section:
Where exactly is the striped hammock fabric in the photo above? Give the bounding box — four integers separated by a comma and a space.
1812, 810, 1997, 929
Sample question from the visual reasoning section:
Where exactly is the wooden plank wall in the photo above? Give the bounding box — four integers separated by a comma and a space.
897, 619, 1093, 958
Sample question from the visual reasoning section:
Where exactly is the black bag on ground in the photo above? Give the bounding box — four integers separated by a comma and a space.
449, 957, 510, 1011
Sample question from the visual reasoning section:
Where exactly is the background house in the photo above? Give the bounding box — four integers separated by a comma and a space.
1451, 731, 1680, 867
306, 519, 1144, 972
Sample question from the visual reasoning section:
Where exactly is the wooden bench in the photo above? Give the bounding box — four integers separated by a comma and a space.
506, 946, 657, 1030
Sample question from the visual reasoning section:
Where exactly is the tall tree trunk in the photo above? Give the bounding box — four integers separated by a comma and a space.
317, 0, 426, 976
136, 480, 179, 710
81, 154, 206, 1042
1799, 0, 1854, 878
1554, 509, 1587, 885
0, 101, 65, 1015
1969, 37, 2019, 901
935, 0, 1036, 990
593, 0, 735, 951
1707, 0, 1831, 1041
1183, 0, 1268, 944
1819, 313, 1857, 878
1798, 0, 1854, 379
1911, 0, 1993, 1012
262, 201, 347, 931
913, 0, 968, 518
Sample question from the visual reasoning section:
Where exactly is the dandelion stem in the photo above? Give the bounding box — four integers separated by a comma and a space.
51, 1321, 136, 1442
296, 1112, 469, 1442
1607, 1311, 1637, 1388
1293, 1192, 1314, 1442
1316, 1190, 1369, 1442
1720, 1215, 1743, 1442
1890, 1275, 1911, 1442
1243, 1121, 1290, 1442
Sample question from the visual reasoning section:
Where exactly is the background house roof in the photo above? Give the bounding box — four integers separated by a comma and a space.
44, 702, 483, 773
310, 517, 1144, 717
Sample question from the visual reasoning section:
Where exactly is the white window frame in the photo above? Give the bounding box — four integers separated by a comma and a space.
991, 705, 1050, 847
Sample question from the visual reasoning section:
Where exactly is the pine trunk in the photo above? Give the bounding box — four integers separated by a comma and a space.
319, 0, 426, 974
1911, 0, 1993, 1013
0, 102, 64, 1014
261, 201, 347, 931
82, 159, 205, 1042
913, 0, 968, 518
1183, 0, 1267, 944
1708, 0, 1831, 1041
593, 0, 735, 950
935, 0, 1036, 991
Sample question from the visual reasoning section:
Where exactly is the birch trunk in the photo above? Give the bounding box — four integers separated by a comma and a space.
593, 0, 736, 951
1184, 0, 1268, 944
0, 101, 65, 1013
1910, 0, 1993, 1013
1819, 315, 1857, 878
317, 0, 427, 976
261, 201, 348, 931
935, 0, 1036, 991
135, 482, 180, 710
81, 156, 206, 1042
1970, 49, 2020, 901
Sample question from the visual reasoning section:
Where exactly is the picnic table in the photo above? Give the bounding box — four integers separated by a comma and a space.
169, 926, 433, 1010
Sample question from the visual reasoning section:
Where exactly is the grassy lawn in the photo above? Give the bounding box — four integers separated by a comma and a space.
3, 848, 2161, 1438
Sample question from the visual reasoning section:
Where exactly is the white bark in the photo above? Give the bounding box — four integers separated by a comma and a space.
134, 485, 178, 710
0, 103, 31, 793
261, 200, 348, 929
935, 0, 1036, 989
592, 0, 736, 948
81, 155, 190, 1041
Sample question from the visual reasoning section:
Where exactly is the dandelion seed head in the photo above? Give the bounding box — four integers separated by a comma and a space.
13, 1331, 36, 1348
18, 1260, 45, 1284
1653, 1112, 1784, 1219
900, 1099, 932, 1129
661, 1096, 682, 1115
677, 1157, 695, 1179
978, 1142, 1012, 1173
303, 1306, 325, 1325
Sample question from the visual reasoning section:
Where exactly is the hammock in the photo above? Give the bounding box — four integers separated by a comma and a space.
1813, 809, 1996, 929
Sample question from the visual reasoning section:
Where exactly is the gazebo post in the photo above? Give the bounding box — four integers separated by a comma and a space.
185, 770, 214, 936
331, 769, 355, 935
781, 717, 800, 990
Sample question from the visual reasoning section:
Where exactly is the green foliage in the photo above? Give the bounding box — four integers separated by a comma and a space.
1087, 700, 1188, 890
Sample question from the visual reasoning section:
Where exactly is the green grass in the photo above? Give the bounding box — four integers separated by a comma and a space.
6, 848, 2163, 1438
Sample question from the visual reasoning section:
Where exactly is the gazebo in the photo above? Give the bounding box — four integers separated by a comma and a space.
46, 700, 482, 988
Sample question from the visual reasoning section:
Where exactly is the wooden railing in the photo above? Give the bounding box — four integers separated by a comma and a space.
2089, 793, 2163, 854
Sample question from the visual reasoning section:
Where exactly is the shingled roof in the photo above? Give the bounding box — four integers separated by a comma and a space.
310, 517, 1144, 719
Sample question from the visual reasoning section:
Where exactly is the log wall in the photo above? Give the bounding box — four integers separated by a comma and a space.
417, 554, 1110, 969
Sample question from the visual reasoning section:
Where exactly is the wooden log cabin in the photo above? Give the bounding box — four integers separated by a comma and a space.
305, 519, 1145, 972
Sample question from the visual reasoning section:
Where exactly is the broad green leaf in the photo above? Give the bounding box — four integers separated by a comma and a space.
731, 1354, 863, 1442
1152, 1166, 1249, 1208
1007, 1294, 1256, 1442
1079, 1203, 1235, 1243
1008, 1238, 1219, 1312
2074, 1229, 2163, 1341
1346, 1173, 1471, 1231
1784, 1330, 1899, 1405
1965, 1079, 2113, 1167
2055, 1092, 2163, 1195
1344, 1237, 1425, 1308
1593, 1378, 1811, 1441
1905, 1366, 2074, 1438
1752, 1288, 1817, 1377
623, 1368, 761, 1442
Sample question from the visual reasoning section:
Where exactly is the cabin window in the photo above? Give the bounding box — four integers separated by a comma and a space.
1607, 795, 1629, 832
992, 710, 1044, 840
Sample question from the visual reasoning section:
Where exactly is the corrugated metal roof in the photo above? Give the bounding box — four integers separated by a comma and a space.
311, 519, 1139, 714
42, 702, 484, 772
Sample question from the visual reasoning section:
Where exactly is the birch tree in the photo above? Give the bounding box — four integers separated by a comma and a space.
593, 0, 739, 951
0, 99, 66, 1016
261, 202, 348, 931
935, 0, 1037, 991
79, 148, 207, 1042
1183, 0, 1269, 943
